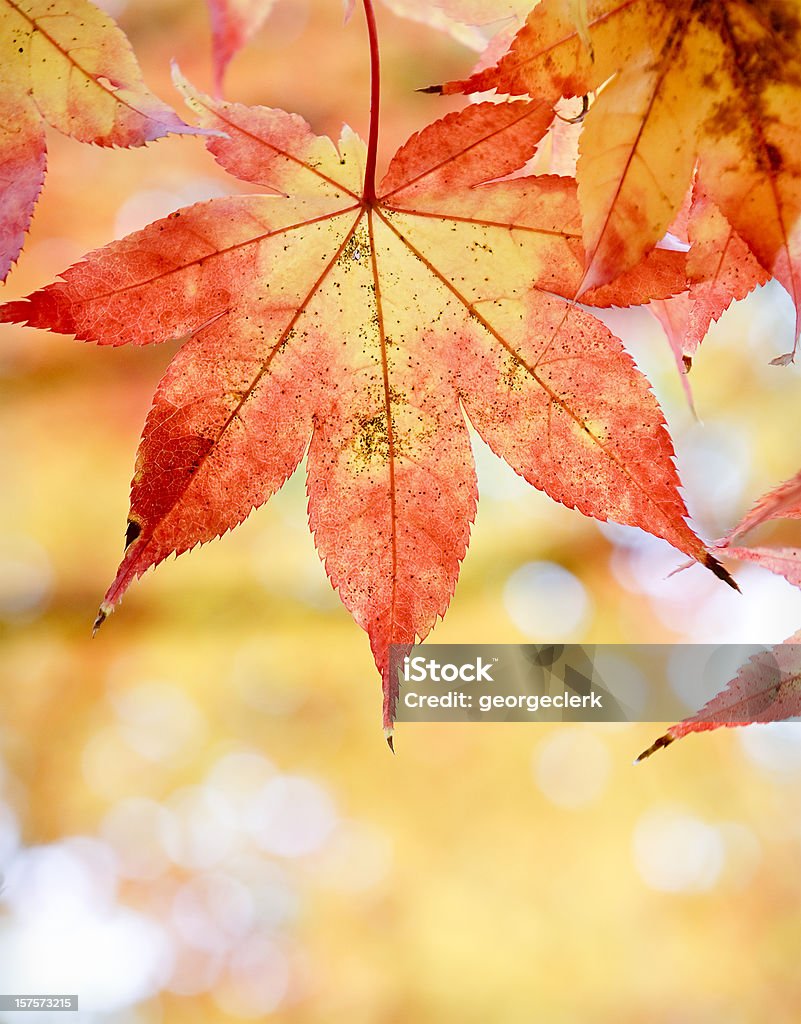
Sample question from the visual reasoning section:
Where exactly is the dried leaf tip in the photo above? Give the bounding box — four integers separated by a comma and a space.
91, 601, 114, 637
634, 732, 675, 764
384, 727, 395, 754
704, 552, 740, 592
418, 85, 444, 95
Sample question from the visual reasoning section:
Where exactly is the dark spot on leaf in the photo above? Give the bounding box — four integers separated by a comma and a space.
705, 99, 741, 140
765, 143, 782, 171
762, 0, 801, 40
353, 413, 393, 464
124, 519, 142, 550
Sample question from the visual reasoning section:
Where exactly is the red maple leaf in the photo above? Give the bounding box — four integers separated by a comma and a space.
0, 1, 735, 740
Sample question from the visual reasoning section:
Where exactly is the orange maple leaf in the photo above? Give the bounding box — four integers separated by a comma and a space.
0, 8, 735, 736
0, 0, 206, 281
434, 0, 801, 348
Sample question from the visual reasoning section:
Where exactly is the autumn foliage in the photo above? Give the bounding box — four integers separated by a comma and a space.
436, 0, 801, 347
0, 0, 205, 280
2, 0, 801, 746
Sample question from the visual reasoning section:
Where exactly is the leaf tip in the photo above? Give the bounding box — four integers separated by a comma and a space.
170, 63, 229, 139
384, 727, 395, 754
577, 261, 607, 298
634, 731, 675, 763
418, 85, 444, 95
170, 61, 201, 108
0, 299, 29, 326
92, 601, 114, 637
704, 552, 740, 592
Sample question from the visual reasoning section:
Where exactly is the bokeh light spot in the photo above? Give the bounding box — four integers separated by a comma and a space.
633, 808, 725, 892
533, 728, 611, 808
504, 561, 591, 639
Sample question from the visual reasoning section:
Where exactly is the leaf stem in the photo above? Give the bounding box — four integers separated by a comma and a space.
362, 0, 380, 204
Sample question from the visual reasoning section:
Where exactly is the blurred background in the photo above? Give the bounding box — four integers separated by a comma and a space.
2, 0, 801, 1020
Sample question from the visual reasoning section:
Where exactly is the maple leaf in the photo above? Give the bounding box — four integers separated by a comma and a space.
640, 472, 801, 759
388, 0, 590, 48
207, 0, 277, 93
636, 632, 801, 762
649, 294, 698, 413
433, 0, 801, 347
723, 547, 801, 588
377, 0, 488, 51
718, 470, 801, 547
0, 0, 206, 281
0, 5, 735, 736
711, 471, 801, 589
649, 185, 770, 390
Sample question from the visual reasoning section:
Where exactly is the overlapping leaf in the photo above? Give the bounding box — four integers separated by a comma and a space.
0, 72, 734, 733
434, 0, 801, 341
719, 470, 801, 546
206, 0, 538, 87
715, 471, 801, 590
723, 547, 801, 588
640, 472, 801, 759
205, 0, 518, 88
650, 185, 770, 386
385, 0, 530, 31
0, 0, 204, 280
379, 0, 493, 50
637, 633, 801, 761
386, 0, 589, 50
207, 0, 277, 92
